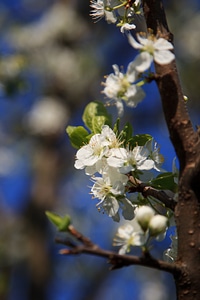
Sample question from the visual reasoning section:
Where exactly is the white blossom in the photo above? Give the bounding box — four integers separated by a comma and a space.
128, 33, 175, 72
74, 133, 107, 170
107, 145, 154, 174
28, 97, 68, 135
91, 169, 126, 201
113, 224, 146, 254
91, 167, 127, 217
102, 63, 145, 116
90, 0, 117, 23
100, 125, 122, 148
90, 164, 136, 220
146, 139, 164, 172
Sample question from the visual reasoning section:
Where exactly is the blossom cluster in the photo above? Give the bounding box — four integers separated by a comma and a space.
113, 206, 168, 254
74, 125, 164, 221
91, 0, 175, 116
67, 0, 178, 258
101, 33, 175, 116
90, 0, 142, 31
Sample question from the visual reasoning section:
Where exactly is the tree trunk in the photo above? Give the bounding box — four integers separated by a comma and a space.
142, 0, 200, 298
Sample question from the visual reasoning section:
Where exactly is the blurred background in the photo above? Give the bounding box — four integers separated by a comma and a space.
0, 0, 199, 299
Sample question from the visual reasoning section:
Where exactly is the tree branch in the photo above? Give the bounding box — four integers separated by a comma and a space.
55, 225, 181, 275
142, 0, 200, 173
127, 175, 177, 211
142, 1, 200, 298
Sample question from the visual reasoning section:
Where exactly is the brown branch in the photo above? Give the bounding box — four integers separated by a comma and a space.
142, 1, 200, 298
127, 175, 177, 211
142, 0, 200, 173
55, 226, 181, 275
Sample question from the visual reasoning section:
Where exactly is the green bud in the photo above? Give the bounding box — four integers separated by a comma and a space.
46, 211, 71, 232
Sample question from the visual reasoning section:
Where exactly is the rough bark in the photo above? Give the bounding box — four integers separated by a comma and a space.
142, 0, 200, 299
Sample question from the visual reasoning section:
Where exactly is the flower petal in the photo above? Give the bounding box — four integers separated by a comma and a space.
127, 33, 142, 49
134, 52, 153, 72
154, 38, 174, 50
154, 50, 175, 65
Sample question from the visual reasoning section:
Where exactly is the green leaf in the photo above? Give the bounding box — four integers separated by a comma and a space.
128, 134, 152, 149
92, 115, 110, 134
66, 126, 89, 149
59, 216, 71, 232
150, 172, 177, 192
46, 211, 71, 232
120, 122, 133, 145
82, 101, 112, 133
113, 118, 120, 135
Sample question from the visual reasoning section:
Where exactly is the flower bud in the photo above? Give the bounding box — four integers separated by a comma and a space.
135, 206, 155, 231
149, 215, 168, 236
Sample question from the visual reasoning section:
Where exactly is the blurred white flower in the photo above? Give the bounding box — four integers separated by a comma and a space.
113, 224, 146, 254
90, 0, 117, 23
27, 97, 68, 135
146, 139, 164, 172
128, 33, 175, 72
102, 63, 145, 116
91, 166, 128, 219
0, 148, 18, 176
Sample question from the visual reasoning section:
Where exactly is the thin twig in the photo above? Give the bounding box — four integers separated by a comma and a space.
55, 235, 181, 275
127, 175, 177, 211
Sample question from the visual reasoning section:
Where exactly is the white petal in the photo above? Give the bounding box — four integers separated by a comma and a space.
136, 34, 150, 46
85, 165, 97, 175
154, 38, 174, 50
121, 198, 135, 220
119, 244, 128, 255
112, 64, 120, 76
154, 50, 175, 65
103, 196, 119, 217
134, 52, 153, 72
115, 100, 124, 117
119, 224, 134, 237
127, 33, 142, 49
104, 10, 117, 24
126, 60, 138, 82
120, 23, 136, 33
125, 84, 137, 101
138, 159, 154, 170
126, 86, 145, 106
74, 159, 85, 169
132, 232, 147, 246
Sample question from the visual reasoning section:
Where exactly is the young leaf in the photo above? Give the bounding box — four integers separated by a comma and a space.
128, 134, 152, 149
92, 115, 110, 134
120, 122, 133, 145
66, 126, 89, 149
150, 172, 177, 192
113, 118, 120, 135
46, 211, 71, 232
82, 101, 112, 133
